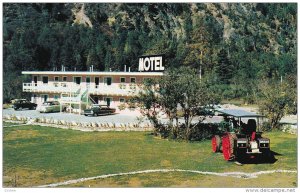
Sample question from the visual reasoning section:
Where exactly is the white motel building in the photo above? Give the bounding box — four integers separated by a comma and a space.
22, 55, 165, 114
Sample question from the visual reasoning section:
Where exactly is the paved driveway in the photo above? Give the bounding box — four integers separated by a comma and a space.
4, 108, 295, 126
3, 108, 225, 125
3, 108, 147, 124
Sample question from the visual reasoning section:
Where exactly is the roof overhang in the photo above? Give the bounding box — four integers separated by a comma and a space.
22, 71, 164, 76
216, 109, 264, 118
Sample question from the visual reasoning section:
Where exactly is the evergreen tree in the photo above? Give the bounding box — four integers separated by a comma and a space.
216, 49, 234, 84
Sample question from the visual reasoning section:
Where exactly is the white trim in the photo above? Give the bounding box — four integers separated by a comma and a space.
22, 71, 164, 76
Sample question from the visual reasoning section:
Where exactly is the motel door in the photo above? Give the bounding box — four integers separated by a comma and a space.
104, 77, 112, 86
74, 77, 81, 85
105, 98, 112, 107
95, 77, 100, 88
33, 76, 37, 86
41, 94, 48, 102
86, 77, 91, 88
93, 96, 99, 104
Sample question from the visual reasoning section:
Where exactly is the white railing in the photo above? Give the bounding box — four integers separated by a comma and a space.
90, 84, 141, 96
23, 82, 142, 96
23, 82, 81, 93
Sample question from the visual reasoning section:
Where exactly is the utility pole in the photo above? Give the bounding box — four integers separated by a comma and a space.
199, 50, 203, 81
199, 65, 202, 80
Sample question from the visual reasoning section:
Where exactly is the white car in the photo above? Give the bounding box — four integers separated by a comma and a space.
38, 101, 62, 113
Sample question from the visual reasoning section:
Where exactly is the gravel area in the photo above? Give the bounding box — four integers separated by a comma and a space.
3, 108, 148, 124
3, 105, 297, 126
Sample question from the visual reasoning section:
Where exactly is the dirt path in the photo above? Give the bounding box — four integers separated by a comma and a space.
35, 169, 297, 188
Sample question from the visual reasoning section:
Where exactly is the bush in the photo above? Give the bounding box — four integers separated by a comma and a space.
189, 123, 219, 141
3, 103, 12, 109
153, 123, 171, 139
261, 122, 272, 131
118, 103, 126, 111
154, 122, 219, 141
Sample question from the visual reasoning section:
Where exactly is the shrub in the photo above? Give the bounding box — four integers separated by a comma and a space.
118, 103, 126, 111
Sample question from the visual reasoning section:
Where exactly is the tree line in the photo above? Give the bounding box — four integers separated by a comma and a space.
3, 3, 297, 104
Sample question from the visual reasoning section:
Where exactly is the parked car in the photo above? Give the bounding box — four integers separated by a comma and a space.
12, 99, 37, 110
196, 104, 222, 117
38, 101, 62, 113
84, 105, 116, 116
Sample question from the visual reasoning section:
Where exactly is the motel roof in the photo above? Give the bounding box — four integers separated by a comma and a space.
22, 71, 164, 76
216, 109, 264, 118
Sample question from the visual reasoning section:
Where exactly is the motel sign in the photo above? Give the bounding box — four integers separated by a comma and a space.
138, 54, 165, 72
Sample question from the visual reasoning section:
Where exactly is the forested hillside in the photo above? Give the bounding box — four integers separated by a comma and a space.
3, 3, 297, 103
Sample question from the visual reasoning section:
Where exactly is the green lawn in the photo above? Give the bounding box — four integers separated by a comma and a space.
3, 121, 22, 127
3, 123, 297, 187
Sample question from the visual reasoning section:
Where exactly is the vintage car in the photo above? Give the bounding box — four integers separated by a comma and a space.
84, 104, 116, 116
38, 101, 62, 113
12, 99, 37, 110
211, 109, 270, 162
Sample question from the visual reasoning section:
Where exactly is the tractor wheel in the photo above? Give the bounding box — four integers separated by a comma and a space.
212, 135, 221, 153
222, 133, 237, 161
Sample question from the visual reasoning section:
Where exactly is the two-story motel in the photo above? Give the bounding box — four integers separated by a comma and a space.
22, 54, 165, 114
22, 70, 163, 113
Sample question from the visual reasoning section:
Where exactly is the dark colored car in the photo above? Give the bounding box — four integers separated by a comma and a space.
84, 105, 116, 116
13, 99, 37, 110
196, 105, 221, 117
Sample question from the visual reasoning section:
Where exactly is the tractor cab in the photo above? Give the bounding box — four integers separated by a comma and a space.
212, 109, 270, 161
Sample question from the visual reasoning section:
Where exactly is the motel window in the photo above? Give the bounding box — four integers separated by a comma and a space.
120, 77, 126, 83
119, 98, 125, 103
63, 76, 67, 81
54, 95, 59, 100
42, 76, 48, 84
103, 97, 112, 107
86, 77, 91, 84
74, 77, 81, 85
130, 77, 136, 83
41, 94, 48, 102
54, 76, 59, 81
104, 77, 112, 86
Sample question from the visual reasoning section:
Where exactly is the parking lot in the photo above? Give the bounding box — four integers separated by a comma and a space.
3, 108, 148, 124
2, 108, 226, 126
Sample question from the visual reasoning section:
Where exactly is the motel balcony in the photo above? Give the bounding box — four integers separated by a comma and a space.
23, 82, 142, 96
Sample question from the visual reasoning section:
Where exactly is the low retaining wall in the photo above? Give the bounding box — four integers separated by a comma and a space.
3, 114, 154, 132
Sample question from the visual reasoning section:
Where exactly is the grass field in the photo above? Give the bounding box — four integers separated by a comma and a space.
3, 123, 297, 187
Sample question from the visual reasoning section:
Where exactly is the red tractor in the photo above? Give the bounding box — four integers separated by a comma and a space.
211, 109, 271, 162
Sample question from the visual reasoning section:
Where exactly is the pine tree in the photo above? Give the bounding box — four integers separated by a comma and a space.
216, 49, 234, 84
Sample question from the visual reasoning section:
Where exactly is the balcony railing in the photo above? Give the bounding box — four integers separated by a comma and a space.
89, 84, 140, 96
23, 82, 141, 96
23, 82, 80, 93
